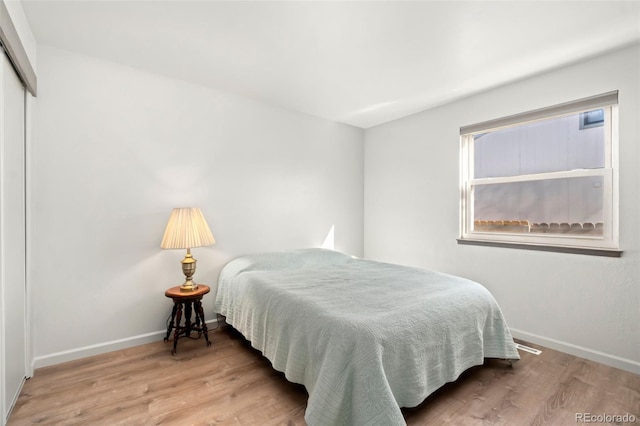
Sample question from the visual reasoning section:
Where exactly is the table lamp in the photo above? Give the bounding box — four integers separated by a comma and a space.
160, 207, 215, 292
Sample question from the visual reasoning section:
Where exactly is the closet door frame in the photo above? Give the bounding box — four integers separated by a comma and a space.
0, 49, 27, 426
0, 2, 35, 423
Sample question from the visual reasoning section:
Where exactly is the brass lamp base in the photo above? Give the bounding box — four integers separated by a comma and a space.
180, 281, 199, 292
179, 248, 199, 292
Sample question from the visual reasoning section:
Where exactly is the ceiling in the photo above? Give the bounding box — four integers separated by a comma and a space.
21, 1, 640, 129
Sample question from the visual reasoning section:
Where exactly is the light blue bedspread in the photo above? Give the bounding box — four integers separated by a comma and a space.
214, 249, 519, 426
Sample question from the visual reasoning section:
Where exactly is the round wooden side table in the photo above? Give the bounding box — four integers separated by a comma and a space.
164, 284, 212, 355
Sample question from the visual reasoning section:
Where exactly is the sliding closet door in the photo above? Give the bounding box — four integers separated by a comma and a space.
0, 50, 26, 424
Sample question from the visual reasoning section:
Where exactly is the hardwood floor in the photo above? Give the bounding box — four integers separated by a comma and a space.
9, 325, 640, 425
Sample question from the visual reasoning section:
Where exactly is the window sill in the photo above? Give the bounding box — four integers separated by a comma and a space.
456, 238, 623, 257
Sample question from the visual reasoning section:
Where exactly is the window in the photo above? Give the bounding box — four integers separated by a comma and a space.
459, 91, 620, 256
579, 109, 604, 130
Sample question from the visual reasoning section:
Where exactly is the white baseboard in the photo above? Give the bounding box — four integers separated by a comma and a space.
31, 323, 640, 375
32, 319, 221, 370
510, 328, 640, 375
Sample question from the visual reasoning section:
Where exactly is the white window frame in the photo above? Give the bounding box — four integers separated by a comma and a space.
459, 91, 620, 256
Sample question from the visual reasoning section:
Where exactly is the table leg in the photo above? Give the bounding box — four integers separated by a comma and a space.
194, 301, 201, 329
184, 301, 193, 338
164, 303, 178, 342
172, 302, 183, 355
194, 299, 211, 347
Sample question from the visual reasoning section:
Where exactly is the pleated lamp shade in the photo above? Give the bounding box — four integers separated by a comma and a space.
160, 207, 215, 249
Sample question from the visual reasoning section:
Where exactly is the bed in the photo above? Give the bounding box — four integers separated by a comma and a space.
214, 248, 519, 425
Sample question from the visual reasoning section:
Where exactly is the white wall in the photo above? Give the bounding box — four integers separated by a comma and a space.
32, 45, 364, 366
364, 45, 640, 373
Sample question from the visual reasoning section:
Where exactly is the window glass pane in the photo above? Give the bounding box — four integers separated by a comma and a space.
474, 110, 605, 179
579, 109, 604, 129
473, 176, 604, 235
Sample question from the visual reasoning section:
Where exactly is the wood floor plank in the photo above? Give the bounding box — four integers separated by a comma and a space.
8, 327, 640, 425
